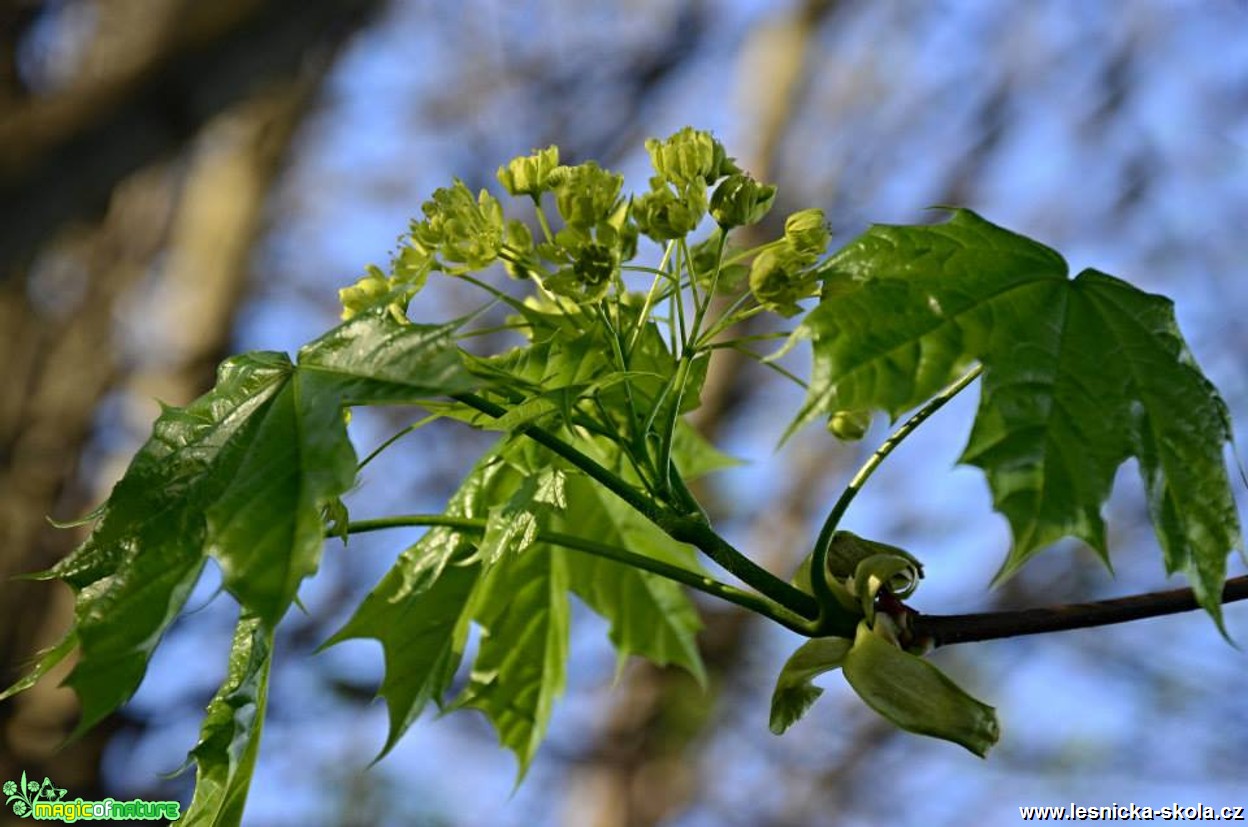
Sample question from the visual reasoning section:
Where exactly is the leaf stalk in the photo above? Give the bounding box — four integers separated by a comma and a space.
346, 515, 817, 634
808, 364, 984, 634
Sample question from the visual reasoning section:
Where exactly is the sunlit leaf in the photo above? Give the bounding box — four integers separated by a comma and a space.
182, 613, 274, 827
452, 542, 571, 778
20, 351, 287, 734
479, 466, 567, 564
321, 449, 511, 758
800, 210, 1242, 620
556, 475, 705, 683
7, 309, 477, 733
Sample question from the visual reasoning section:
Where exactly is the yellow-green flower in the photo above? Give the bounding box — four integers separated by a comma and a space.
338, 267, 390, 319
409, 180, 505, 270
645, 126, 738, 185
551, 162, 624, 230
496, 145, 560, 198
633, 184, 705, 241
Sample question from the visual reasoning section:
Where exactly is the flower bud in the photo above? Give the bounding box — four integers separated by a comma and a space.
645, 127, 718, 185
748, 246, 816, 316
828, 409, 871, 441
338, 268, 390, 319
784, 208, 830, 261
710, 174, 776, 228
632, 185, 705, 241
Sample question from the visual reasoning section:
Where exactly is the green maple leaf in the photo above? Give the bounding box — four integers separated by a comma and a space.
556, 474, 706, 684
2, 308, 477, 735
320, 450, 510, 758
478, 464, 567, 563
450, 537, 571, 778
330, 431, 708, 776
797, 209, 1242, 622
452, 440, 705, 775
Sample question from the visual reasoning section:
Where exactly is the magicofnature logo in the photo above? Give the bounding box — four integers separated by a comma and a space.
4, 771, 180, 822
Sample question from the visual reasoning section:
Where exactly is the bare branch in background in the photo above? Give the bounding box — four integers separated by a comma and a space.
0, 0, 381, 270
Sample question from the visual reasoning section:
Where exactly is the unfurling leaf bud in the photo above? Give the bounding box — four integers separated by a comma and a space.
823, 531, 922, 583
710, 174, 777, 228
843, 621, 1000, 757
496, 145, 560, 198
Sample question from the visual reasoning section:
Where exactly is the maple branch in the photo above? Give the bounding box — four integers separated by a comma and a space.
345, 514, 816, 634
451, 392, 818, 619
913, 575, 1248, 647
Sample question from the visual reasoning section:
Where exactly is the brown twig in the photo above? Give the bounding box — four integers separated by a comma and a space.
913, 575, 1248, 647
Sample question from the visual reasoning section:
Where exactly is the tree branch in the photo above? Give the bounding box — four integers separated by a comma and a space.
345, 514, 816, 634
913, 575, 1248, 647
451, 392, 822, 620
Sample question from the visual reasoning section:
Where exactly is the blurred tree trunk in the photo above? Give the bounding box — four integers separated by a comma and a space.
0, 0, 382, 800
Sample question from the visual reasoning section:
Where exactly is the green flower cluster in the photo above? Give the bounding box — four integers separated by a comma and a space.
338, 178, 508, 319
411, 181, 505, 271
337, 127, 835, 319
515, 160, 634, 303
496, 144, 560, 198
547, 163, 635, 303
633, 127, 769, 242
